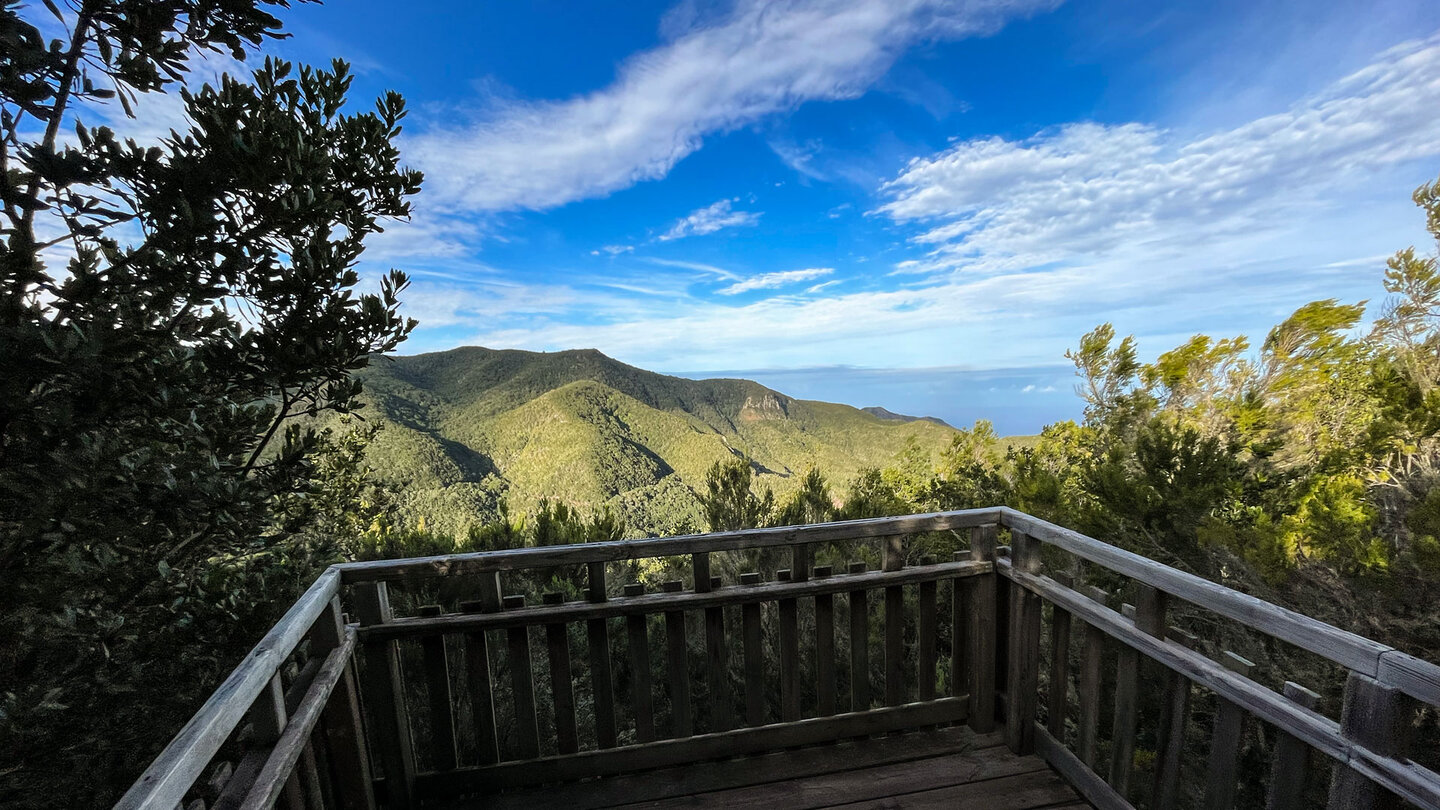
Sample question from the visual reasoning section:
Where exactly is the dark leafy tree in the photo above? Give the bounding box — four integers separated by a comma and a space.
0, 1, 421, 806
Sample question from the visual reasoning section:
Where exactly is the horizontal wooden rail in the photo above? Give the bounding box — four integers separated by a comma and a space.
998, 508, 1440, 699
338, 508, 1000, 582
999, 560, 1440, 809
361, 559, 992, 641
114, 567, 343, 810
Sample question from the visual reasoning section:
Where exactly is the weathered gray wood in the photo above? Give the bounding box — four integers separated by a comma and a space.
1047, 573, 1073, 741
739, 573, 766, 726
969, 525, 998, 734
1077, 585, 1107, 769
918, 557, 938, 702
1204, 651, 1255, 810
1109, 603, 1141, 795
820, 770, 1078, 810
779, 569, 802, 722
848, 562, 871, 713
1267, 681, 1320, 810
703, 602, 731, 731
1034, 723, 1136, 810
341, 509, 1001, 582
459, 600, 500, 767
362, 561, 993, 641
114, 567, 342, 810
1003, 563, 1440, 810
350, 581, 415, 809
1377, 649, 1440, 707
247, 673, 304, 810
792, 543, 811, 583
415, 605, 457, 771
815, 565, 837, 715
586, 561, 617, 749
504, 595, 541, 760
663, 582, 692, 738
623, 583, 655, 743
1152, 628, 1198, 810
413, 698, 970, 798
951, 551, 967, 699
238, 630, 357, 810
999, 509, 1392, 678
312, 597, 375, 810
542, 594, 579, 755
1328, 671, 1411, 810
482, 725, 999, 810
1006, 530, 1043, 755
884, 582, 905, 707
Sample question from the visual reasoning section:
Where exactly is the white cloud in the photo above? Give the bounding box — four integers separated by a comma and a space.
658, 198, 762, 241
405, 0, 1057, 212
877, 34, 1440, 274
591, 244, 636, 256
718, 267, 834, 295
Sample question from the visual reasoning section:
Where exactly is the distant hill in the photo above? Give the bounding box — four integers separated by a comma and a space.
861, 406, 952, 428
351, 347, 960, 537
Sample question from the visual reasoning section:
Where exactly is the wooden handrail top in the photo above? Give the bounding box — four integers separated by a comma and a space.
114, 567, 342, 810
998, 507, 1440, 704
361, 559, 994, 640
337, 507, 1001, 583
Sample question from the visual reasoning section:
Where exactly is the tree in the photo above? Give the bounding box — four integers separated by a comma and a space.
699, 455, 774, 532
0, 2, 421, 806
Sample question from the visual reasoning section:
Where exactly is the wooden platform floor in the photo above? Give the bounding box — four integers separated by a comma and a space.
461, 726, 1088, 810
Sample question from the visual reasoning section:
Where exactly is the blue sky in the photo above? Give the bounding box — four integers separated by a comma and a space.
181, 1, 1440, 431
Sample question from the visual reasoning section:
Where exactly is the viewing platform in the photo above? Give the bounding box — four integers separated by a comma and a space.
116, 508, 1440, 809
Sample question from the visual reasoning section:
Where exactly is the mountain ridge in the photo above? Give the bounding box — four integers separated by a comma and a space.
354, 346, 959, 537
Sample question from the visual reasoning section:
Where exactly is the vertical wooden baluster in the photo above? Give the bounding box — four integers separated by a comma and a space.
1203, 651, 1255, 810
587, 562, 618, 749
740, 573, 766, 726
352, 582, 415, 809
882, 536, 906, 707
1153, 628, 1198, 810
1076, 585, 1107, 769
504, 594, 541, 760
313, 597, 375, 810
662, 580, 693, 738
918, 556, 938, 702
694, 552, 732, 731
623, 583, 656, 743
542, 593, 579, 755
995, 546, 1011, 708
778, 569, 801, 721
968, 525, 998, 734
1327, 671, 1412, 810
1108, 602, 1142, 795
848, 561, 871, 713
415, 605, 457, 771
249, 673, 305, 809
815, 566, 837, 715
1266, 681, 1320, 810
951, 551, 967, 701
461, 572, 501, 766
1006, 530, 1043, 755
1046, 572, 1074, 741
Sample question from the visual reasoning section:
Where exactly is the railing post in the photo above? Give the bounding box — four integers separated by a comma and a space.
1328, 671, 1413, 810
352, 582, 415, 809
1046, 572, 1073, 741
1267, 681, 1321, 810
694, 552, 732, 731
1204, 651, 1255, 810
883, 535, 906, 706
1005, 529, 1042, 754
1076, 585, 1108, 769
313, 597, 376, 810
587, 561, 618, 748
968, 524, 998, 733
1153, 628, 1197, 810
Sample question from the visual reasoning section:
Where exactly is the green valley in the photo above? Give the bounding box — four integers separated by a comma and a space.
352, 346, 960, 536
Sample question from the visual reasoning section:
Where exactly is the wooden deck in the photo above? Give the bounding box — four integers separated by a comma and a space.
457, 726, 1088, 810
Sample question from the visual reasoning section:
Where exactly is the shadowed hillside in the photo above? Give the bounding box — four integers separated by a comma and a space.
354, 347, 959, 536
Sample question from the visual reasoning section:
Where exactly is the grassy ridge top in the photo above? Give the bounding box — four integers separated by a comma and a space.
355, 347, 959, 536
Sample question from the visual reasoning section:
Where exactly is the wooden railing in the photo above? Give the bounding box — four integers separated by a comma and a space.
116, 508, 1440, 810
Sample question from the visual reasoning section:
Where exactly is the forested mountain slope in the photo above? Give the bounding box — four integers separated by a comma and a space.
353, 347, 958, 535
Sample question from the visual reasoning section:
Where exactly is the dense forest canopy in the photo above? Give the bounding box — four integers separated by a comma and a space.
2, 1, 1440, 808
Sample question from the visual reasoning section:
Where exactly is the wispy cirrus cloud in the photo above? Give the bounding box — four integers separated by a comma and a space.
718, 267, 834, 295
658, 198, 762, 241
878, 34, 1440, 274
404, 0, 1057, 213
